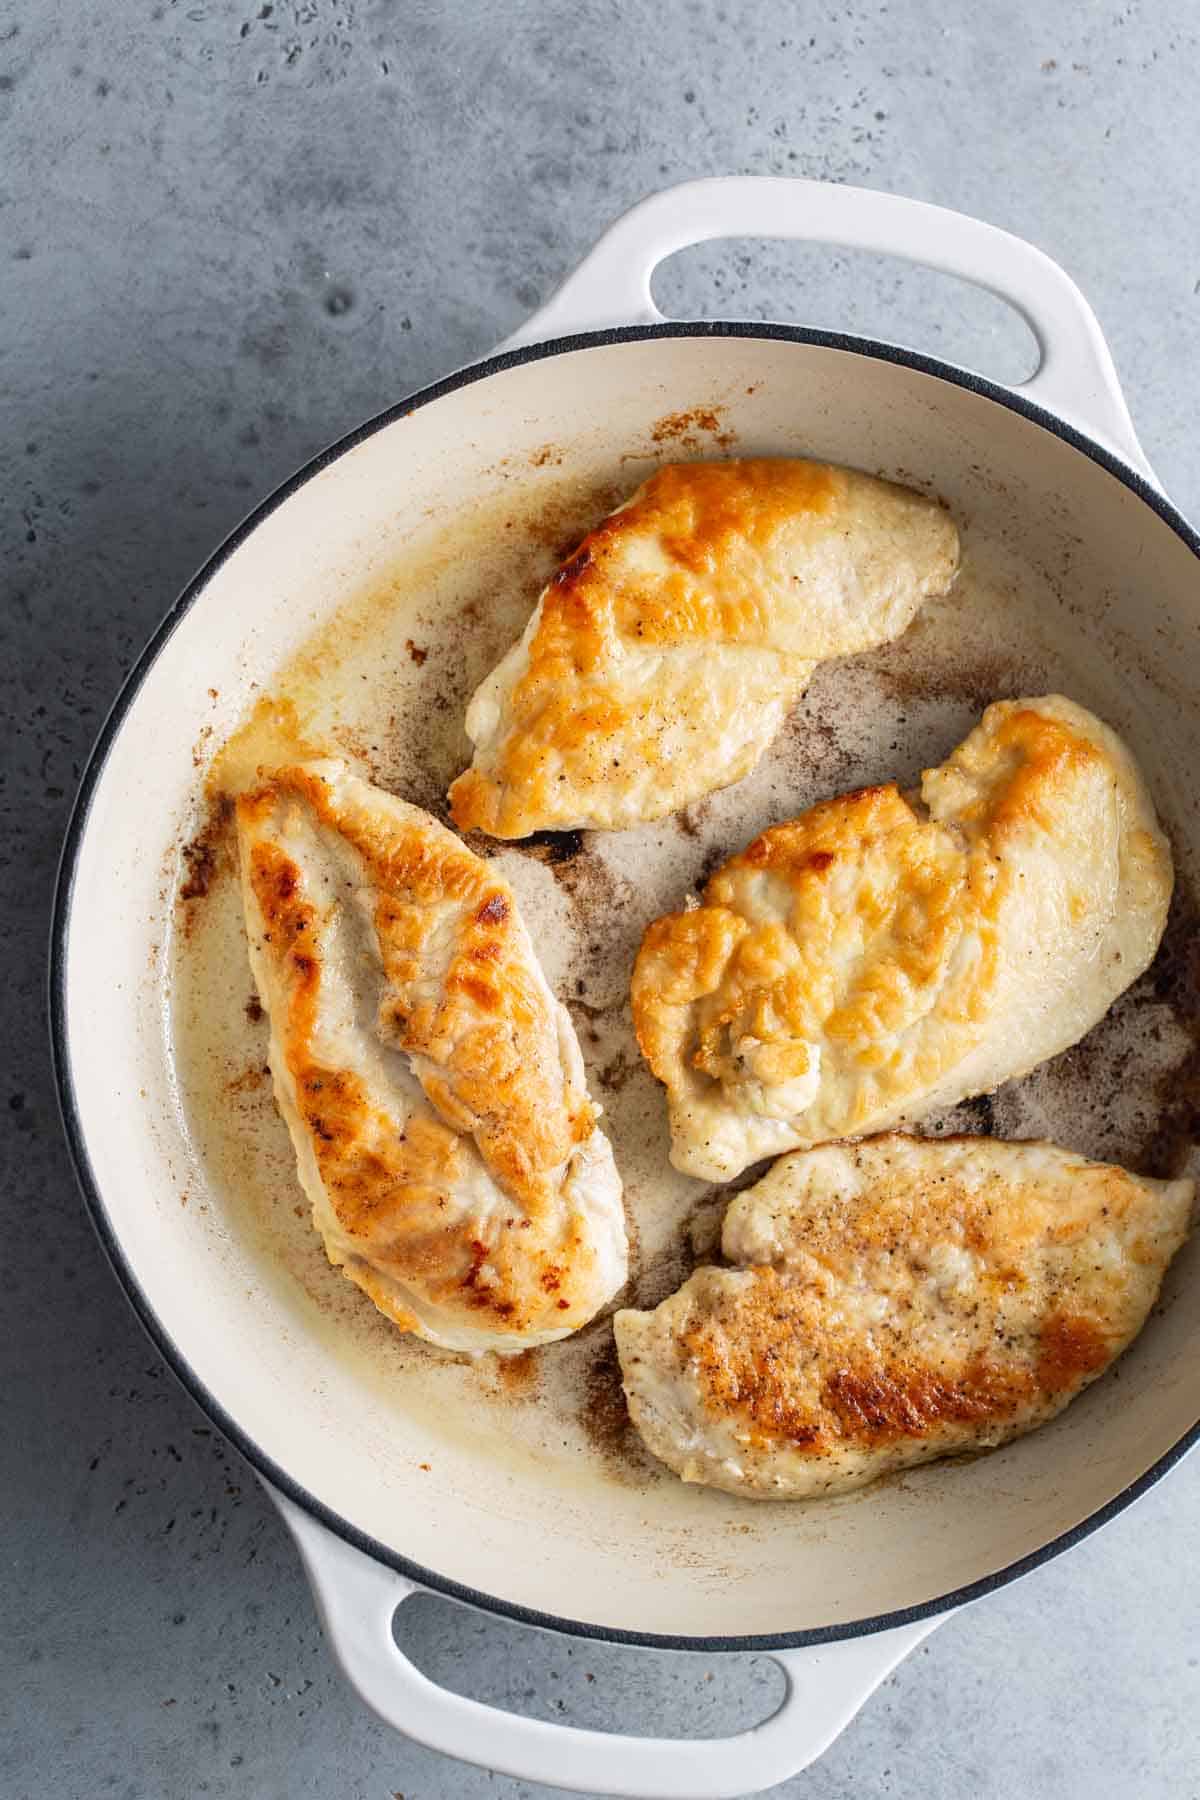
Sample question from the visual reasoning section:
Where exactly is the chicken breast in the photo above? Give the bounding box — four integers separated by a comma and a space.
633, 696, 1172, 1183
448, 459, 959, 836
236, 758, 627, 1353
615, 1135, 1192, 1499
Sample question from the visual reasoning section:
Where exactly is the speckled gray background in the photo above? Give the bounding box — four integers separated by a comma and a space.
6, 2, 1200, 1796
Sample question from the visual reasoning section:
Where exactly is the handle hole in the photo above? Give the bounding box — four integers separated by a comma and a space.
651, 240, 1041, 387
394, 1593, 786, 1740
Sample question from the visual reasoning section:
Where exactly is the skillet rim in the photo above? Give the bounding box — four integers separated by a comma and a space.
49, 319, 1200, 1653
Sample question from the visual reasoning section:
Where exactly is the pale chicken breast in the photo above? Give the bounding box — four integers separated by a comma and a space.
615, 1135, 1192, 1498
633, 696, 1173, 1183
235, 759, 627, 1353
448, 459, 959, 837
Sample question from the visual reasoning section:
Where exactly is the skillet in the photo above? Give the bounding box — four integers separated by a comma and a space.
51, 177, 1200, 1797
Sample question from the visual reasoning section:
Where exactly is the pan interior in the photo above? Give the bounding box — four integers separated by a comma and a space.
65, 332, 1200, 1641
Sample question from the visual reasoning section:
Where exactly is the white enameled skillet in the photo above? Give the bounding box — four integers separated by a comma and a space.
51, 179, 1200, 1797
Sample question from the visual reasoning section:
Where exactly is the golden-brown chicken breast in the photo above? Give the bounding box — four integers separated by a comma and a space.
236, 758, 626, 1353
615, 1135, 1192, 1498
633, 696, 1172, 1182
448, 459, 959, 836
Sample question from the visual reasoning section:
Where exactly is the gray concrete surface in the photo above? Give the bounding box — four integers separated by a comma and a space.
5, 1, 1200, 1795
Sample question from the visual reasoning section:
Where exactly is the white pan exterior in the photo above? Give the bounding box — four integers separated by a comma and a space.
54, 182, 1200, 1791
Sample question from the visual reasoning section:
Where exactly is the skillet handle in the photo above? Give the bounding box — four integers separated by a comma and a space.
270, 1486, 942, 1799
498, 175, 1157, 484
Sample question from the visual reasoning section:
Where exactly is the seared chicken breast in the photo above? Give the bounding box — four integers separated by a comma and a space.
633, 696, 1172, 1183
236, 759, 627, 1353
615, 1135, 1192, 1498
449, 459, 959, 836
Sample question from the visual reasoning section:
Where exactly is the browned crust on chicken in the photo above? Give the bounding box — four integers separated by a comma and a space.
236, 763, 624, 1346
614, 1135, 1191, 1497
449, 458, 958, 837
